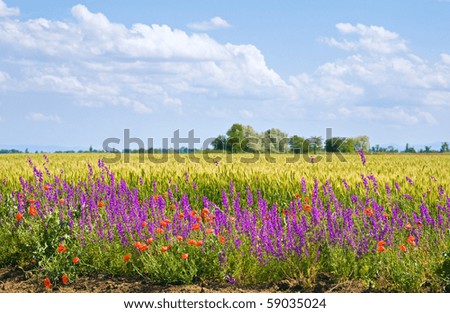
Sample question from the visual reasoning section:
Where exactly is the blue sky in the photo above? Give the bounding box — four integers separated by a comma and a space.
1, 0, 450, 151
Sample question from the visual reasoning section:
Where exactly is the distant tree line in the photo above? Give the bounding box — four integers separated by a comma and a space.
210, 123, 370, 154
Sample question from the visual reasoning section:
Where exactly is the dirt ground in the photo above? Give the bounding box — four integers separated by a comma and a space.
0, 266, 369, 293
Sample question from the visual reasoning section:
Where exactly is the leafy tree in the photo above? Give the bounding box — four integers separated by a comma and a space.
325, 137, 355, 153
261, 128, 289, 153
289, 135, 306, 154
307, 136, 323, 154
404, 143, 416, 153
226, 124, 245, 152
441, 142, 449, 153
353, 135, 370, 152
211, 135, 227, 151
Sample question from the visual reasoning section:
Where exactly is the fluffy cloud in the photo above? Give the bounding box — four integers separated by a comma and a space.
0, 0, 18, 17
290, 22, 450, 125
187, 16, 231, 31
27, 112, 61, 123
0, 4, 291, 114
321, 23, 408, 54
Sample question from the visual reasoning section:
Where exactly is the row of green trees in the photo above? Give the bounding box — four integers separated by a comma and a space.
210, 124, 370, 154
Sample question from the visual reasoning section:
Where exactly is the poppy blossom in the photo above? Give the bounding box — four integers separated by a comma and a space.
163, 219, 171, 224
98, 201, 104, 208
43, 278, 51, 289
191, 223, 200, 230
407, 236, 416, 246
416, 222, 423, 228
73, 257, 80, 265
190, 210, 197, 217
405, 224, 412, 229
202, 208, 210, 216
124, 253, 131, 263
135, 242, 148, 251
142, 221, 148, 227
400, 245, 407, 252
304, 204, 312, 213
383, 213, 390, 218
28, 199, 36, 204
364, 207, 374, 216
16, 213, 23, 221
196, 240, 203, 247
377, 245, 386, 252
304, 197, 309, 203
58, 199, 65, 204
188, 239, 197, 245
147, 237, 154, 245
219, 236, 226, 244
57, 244, 67, 253
176, 235, 184, 242
206, 228, 215, 235
62, 274, 69, 285
44, 185, 50, 191
160, 221, 168, 228
295, 194, 300, 199
181, 253, 188, 260
153, 195, 159, 200
156, 228, 164, 234
178, 213, 185, 219
160, 246, 170, 252
29, 206, 37, 216
377, 240, 386, 247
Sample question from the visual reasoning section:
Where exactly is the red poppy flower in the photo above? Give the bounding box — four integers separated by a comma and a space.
176, 235, 184, 242
304, 197, 309, 203
196, 240, 203, 247
407, 236, 416, 246
135, 242, 148, 251
43, 277, 51, 289
181, 253, 188, 260
202, 208, 210, 216
160, 221, 168, 228
57, 244, 67, 253
62, 274, 69, 285
16, 213, 24, 221
28, 199, 36, 204
364, 207, 374, 216
160, 246, 169, 252
163, 219, 171, 224
416, 222, 423, 228
206, 228, 215, 235
29, 205, 37, 216
188, 239, 197, 245
98, 201, 104, 208
295, 194, 300, 199
124, 253, 131, 263
400, 245, 407, 252
44, 185, 50, 191
377, 240, 386, 247
58, 199, 65, 204
304, 204, 312, 213
153, 195, 159, 200
219, 236, 226, 244
377, 245, 386, 252
405, 224, 412, 229
191, 223, 200, 230
73, 256, 80, 265
147, 237, 154, 245
190, 210, 197, 217
178, 213, 185, 219
142, 221, 148, 227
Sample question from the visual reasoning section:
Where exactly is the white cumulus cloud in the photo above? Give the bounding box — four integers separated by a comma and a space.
0, 0, 19, 17
0, 5, 291, 114
187, 16, 231, 31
